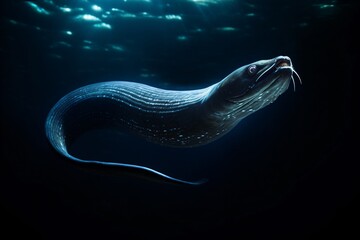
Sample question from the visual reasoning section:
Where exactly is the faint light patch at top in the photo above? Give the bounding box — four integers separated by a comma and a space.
315, 4, 335, 9
93, 23, 112, 30
164, 15, 182, 21
64, 30, 73, 35
190, 28, 204, 33
189, 0, 233, 6
312, 2, 337, 16
177, 35, 188, 41
82, 40, 94, 51
91, 5, 102, 12
59, 7, 72, 13
126, 0, 152, 2
75, 14, 101, 22
43, 0, 54, 4
25, 1, 51, 15
216, 26, 238, 32
108, 44, 125, 52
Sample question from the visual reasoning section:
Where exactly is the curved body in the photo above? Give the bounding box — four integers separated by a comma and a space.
45, 56, 301, 185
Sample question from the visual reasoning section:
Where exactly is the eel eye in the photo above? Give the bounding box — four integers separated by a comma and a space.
248, 65, 257, 75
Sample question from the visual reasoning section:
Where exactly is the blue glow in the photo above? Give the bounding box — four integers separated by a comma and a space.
25, 1, 50, 15
190, 0, 226, 6
82, 46, 92, 50
120, 13, 137, 18
217, 27, 237, 32
60, 7, 71, 13
317, 4, 335, 9
109, 44, 124, 52
93, 23, 112, 30
165, 15, 182, 20
92, 5, 102, 12
177, 36, 188, 41
76, 14, 101, 22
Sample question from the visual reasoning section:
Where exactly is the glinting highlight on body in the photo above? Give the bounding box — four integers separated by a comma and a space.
45, 56, 301, 185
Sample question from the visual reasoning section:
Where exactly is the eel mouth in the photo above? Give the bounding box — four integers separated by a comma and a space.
255, 56, 292, 85
255, 56, 301, 92
274, 56, 302, 91
276, 57, 292, 69
278, 61, 289, 67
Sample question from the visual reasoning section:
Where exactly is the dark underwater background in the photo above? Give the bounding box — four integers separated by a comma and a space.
1, 0, 358, 239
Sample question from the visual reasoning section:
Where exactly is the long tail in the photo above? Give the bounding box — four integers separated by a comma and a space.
54, 149, 207, 185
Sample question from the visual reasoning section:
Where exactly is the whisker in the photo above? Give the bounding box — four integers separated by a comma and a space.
256, 62, 276, 82
291, 75, 296, 92
293, 69, 302, 85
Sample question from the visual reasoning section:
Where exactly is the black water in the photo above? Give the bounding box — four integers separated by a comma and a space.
1, 0, 358, 239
